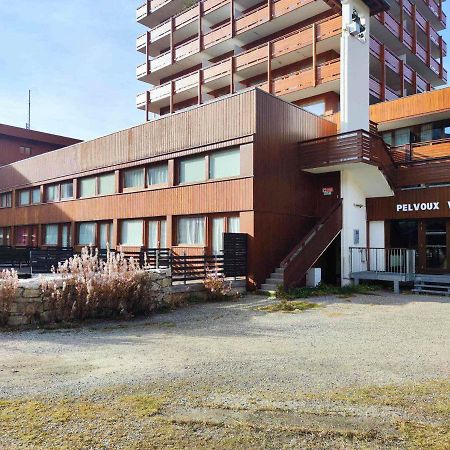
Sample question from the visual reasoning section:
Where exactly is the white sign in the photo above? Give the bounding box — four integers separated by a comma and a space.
396, 202, 450, 212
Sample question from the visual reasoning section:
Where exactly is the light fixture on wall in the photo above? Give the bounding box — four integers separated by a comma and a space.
353, 203, 365, 208
348, 9, 367, 41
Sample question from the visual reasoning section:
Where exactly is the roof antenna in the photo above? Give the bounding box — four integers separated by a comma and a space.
26, 90, 31, 130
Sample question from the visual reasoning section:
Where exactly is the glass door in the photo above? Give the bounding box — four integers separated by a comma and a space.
425, 220, 448, 272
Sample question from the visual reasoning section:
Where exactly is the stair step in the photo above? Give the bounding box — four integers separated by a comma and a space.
412, 288, 450, 296
414, 284, 450, 289
266, 278, 283, 285
275, 268, 285, 274
261, 283, 278, 292
269, 273, 284, 280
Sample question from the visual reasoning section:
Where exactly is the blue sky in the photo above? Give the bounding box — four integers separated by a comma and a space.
0, 1, 449, 141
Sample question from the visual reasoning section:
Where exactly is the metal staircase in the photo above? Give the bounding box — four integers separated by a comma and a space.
261, 200, 343, 291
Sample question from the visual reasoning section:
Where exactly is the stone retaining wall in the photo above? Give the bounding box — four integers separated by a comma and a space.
3, 271, 173, 328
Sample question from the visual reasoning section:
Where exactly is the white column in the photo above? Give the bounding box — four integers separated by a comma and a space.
340, 169, 368, 285
340, 0, 371, 133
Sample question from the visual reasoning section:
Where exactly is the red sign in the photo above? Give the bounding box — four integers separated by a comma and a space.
322, 187, 334, 196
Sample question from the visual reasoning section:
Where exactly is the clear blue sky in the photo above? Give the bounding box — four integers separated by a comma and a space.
0, 1, 449, 141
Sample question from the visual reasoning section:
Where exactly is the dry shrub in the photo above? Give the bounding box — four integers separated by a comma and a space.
203, 269, 232, 301
0, 269, 19, 325
41, 247, 165, 323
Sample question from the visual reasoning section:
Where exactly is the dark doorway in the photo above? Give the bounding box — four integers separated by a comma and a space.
315, 234, 341, 285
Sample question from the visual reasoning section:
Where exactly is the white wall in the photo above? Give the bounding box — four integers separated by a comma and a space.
340, 168, 368, 284
369, 221, 386, 271
340, 0, 371, 132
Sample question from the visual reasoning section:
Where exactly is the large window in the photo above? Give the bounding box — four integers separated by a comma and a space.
179, 156, 205, 184
79, 177, 96, 198
147, 164, 168, 186
120, 220, 143, 246
99, 173, 115, 195
31, 188, 41, 204
0, 227, 11, 246
99, 222, 114, 249
78, 222, 97, 246
17, 187, 40, 206
0, 192, 12, 209
19, 190, 30, 206
44, 224, 59, 246
79, 173, 115, 198
209, 148, 240, 179
123, 168, 145, 189
45, 184, 59, 202
148, 219, 167, 248
14, 225, 38, 247
177, 217, 205, 245
60, 181, 74, 200
211, 216, 240, 254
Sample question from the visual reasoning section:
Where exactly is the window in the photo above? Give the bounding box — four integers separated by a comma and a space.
44, 224, 59, 246
99, 222, 114, 249
15, 225, 38, 247
228, 216, 240, 233
209, 148, 240, 179
147, 164, 168, 186
19, 147, 31, 156
19, 190, 30, 206
60, 181, 73, 200
121, 220, 143, 246
78, 222, 97, 246
179, 156, 205, 184
212, 217, 224, 254
177, 217, 205, 245
79, 177, 96, 198
147, 219, 167, 248
302, 100, 326, 116
0, 192, 12, 208
0, 227, 10, 246
45, 184, 59, 202
31, 188, 41, 204
61, 224, 71, 248
123, 168, 145, 189
98, 173, 115, 195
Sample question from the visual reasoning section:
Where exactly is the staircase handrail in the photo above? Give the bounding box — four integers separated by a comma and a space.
281, 199, 343, 269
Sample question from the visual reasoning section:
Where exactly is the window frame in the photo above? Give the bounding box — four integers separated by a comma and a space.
119, 219, 144, 247
177, 155, 206, 185
176, 216, 206, 247
0, 192, 12, 209
122, 167, 146, 191
145, 218, 167, 249
208, 147, 241, 180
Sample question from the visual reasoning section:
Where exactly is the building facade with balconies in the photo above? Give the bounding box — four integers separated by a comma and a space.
135, 0, 447, 120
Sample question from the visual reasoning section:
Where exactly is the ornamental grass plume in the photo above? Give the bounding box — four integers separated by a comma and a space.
41, 246, 160, 323
0, 268, 19, 325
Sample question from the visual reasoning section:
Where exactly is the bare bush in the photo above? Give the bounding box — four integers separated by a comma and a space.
0, 269, 19, 325
203, 269, 232, 301
41, 247, 166, 323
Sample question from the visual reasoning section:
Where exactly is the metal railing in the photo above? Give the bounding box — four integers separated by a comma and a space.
350, 247, 416, 275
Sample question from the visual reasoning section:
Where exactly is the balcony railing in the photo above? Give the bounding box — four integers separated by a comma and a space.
390, 138, 450, 163
298, 130, 396, 185
137, 0, 321, 80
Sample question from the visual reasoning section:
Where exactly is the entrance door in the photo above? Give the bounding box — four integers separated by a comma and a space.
424, 219, 448, 273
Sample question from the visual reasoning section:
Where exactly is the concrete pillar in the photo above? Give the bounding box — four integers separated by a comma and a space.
340, 0, 371, 133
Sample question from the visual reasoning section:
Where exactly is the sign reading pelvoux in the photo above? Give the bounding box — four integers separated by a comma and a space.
396, 201, 450, 212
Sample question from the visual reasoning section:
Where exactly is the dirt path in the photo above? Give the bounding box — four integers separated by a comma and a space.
0, 292, 449, 449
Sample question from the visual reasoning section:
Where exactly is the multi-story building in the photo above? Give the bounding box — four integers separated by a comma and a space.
0, 0, 450, 292
135, 0, 446, 120
0, 123, 81, 167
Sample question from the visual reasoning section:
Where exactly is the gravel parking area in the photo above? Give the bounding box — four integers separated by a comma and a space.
0, 292, 449, 449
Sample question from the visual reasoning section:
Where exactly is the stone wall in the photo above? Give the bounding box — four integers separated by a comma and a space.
3, 271, 172, 328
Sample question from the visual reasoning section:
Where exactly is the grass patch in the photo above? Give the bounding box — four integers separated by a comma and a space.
257, 300, 320, 313
276, 283, 380, 300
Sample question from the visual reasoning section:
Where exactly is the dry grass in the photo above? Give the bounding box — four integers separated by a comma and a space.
256, 300, 320, 313
1, 379, 448, 449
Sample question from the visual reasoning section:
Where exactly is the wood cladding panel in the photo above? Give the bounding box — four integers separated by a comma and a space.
370, 87, 450, 125
0, 178, 253, 227
249, 91, 338, 284
395, 160, 450, 186
0, 90, 257, 190
367, 186, 450, 221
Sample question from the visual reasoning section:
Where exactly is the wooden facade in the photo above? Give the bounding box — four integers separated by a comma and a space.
0, 89, 339, 287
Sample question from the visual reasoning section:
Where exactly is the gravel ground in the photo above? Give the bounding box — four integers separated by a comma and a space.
0, 291, 449, 449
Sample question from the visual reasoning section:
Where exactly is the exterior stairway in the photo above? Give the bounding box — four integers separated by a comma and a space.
261, 200, 343, 291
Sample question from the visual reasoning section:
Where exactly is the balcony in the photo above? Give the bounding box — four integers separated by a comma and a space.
137, 0, 230, 56
137, 0, 333, 84
373, 9, 447, 85
390, 138, 450, 164
298, 130, 396, 190
137, 0, 186, 28
137, 16, 341, 113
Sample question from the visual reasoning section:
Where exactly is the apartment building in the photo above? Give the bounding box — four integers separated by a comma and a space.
0, 123, 81, 167
0, 0, 450, 291
135, 0, 446, 119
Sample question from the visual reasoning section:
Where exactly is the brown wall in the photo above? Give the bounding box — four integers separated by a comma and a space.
249, 90, 337, 285
367, 186, 450, 221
